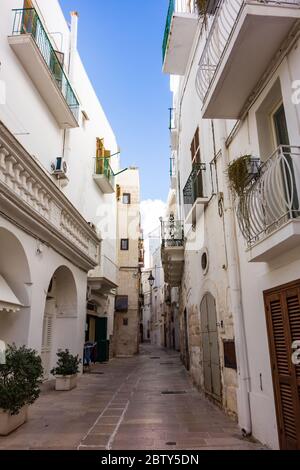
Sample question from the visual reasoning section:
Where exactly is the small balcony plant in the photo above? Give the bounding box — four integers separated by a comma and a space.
227, 155, 261, 239
0, 345, 43, 436
227, 155, 260, 199
51, 349, 81, 391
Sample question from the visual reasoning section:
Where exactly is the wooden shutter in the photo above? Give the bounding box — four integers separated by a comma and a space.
42, 315, 53, 352
24, 0, 33, 8
264, 282, 300, 450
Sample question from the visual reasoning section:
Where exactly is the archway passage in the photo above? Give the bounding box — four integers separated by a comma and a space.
0, 228, 31, 346
41, 266, 78, 379
200, 293, 222, 402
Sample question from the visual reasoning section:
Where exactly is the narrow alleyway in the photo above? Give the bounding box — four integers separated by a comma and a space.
0, 345, 264, 451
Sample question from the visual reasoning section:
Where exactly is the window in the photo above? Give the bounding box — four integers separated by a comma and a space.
190, 127, 204, 200
121, 239, 129, 251
123, 193, 131, 205
191, 127, 201, 164
115, 296, 129, 312
123, 318, 128, 326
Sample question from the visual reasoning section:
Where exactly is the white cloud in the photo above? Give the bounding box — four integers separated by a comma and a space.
140, 199, 166, 238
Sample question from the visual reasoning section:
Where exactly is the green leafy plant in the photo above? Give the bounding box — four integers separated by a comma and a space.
0, 345, 43, 415
51, 350, 81, 377
227, 155, 254, 198
196, 0, 208, 15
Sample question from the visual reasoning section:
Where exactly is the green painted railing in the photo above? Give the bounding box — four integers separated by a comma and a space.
94, 157, 115, 187
12, 8, 79, 121
162, 0, 175, 64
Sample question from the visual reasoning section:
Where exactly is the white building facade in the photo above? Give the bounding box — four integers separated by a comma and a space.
0, 0, 120, 376
162, 0, 300, 450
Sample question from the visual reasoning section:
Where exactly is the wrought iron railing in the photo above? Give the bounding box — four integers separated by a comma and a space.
195, 0, 300, 103
170, 156, 176, 178
183, 163, 207, 213
169, 107, 176, 130
94, 157, 115, 187
237, 145, 300, 247
161, 217, 184, 248
12, 8, 79, 121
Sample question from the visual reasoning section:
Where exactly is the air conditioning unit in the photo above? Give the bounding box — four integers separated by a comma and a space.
51, 157, 68, 179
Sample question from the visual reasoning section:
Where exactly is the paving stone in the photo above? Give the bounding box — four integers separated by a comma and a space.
0, 345, 265, 451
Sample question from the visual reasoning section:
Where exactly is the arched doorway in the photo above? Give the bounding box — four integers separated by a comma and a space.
200, 293, 222, 401
42, 266, 78, 379
0, 228, 31, 346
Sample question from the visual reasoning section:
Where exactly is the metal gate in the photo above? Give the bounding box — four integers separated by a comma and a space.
200, 293, 222, 401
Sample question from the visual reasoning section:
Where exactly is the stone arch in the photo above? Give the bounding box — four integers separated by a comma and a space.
0, 227, 31, 346
41, 265, 78, 379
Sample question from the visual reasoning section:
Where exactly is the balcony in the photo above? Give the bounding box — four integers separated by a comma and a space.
93, 157, 115, 194
169, 108, 179, 150
183, 163, 209, 223
237, 145, 300, 262
196, 0, 300, 119
162, 0, 199, 75
89, 255, 119, 294
161, 218, 185, 287
8, 8, 79, 128
170, 155, 177, 190
139, 237, 145, 267
0, 121, 99, 272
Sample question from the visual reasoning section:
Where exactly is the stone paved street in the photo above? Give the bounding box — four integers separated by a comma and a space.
0, 345, 265, 451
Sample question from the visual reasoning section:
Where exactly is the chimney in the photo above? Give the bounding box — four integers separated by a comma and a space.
69, 11, 79, 80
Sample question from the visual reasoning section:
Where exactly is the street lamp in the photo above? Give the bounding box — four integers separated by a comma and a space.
147, 272, 155, 345
148, 272, 155, 288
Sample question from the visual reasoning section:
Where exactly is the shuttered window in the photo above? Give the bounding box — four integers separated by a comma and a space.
264, 282, 300, 450
42, 315, 53, 352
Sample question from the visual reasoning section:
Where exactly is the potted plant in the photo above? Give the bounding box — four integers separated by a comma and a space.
227, 155, 260, 199
0, 345, 43, 436
51, 349, 81, 391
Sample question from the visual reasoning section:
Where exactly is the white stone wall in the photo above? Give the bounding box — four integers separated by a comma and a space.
168, 7, 300, 449
0, 0, 119, 371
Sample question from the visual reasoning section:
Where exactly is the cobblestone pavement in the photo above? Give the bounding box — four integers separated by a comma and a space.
0, 345, 265, 450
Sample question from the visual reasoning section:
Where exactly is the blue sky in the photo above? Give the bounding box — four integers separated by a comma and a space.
60, 0, 171, 202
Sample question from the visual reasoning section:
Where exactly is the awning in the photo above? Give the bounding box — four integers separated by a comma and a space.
0, 275, 23, 313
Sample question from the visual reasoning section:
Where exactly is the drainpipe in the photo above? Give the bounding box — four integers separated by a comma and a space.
62, 12, 79, 169
218, 119, 252, 436
69, 11, 79, 81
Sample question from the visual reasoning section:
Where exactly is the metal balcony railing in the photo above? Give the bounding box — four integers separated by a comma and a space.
237, 145, 300, 247
94, 157, 115, 187
170, 157, 176, 178
162, 0, 200, 63
183, 163, 207, 209
161, 217, 184, 248
195, 0, 300, 103
12, 8, 79, 121
169, 107, 176, 130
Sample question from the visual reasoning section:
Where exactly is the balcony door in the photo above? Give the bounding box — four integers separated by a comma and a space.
273, 103, 289, 148
272, 103, 299, 220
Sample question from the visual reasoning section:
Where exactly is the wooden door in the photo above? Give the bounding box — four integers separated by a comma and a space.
183, 309, 190, 371
264, 281, 300, 450
95, 317, 109, 363
201, 293, 222, 401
